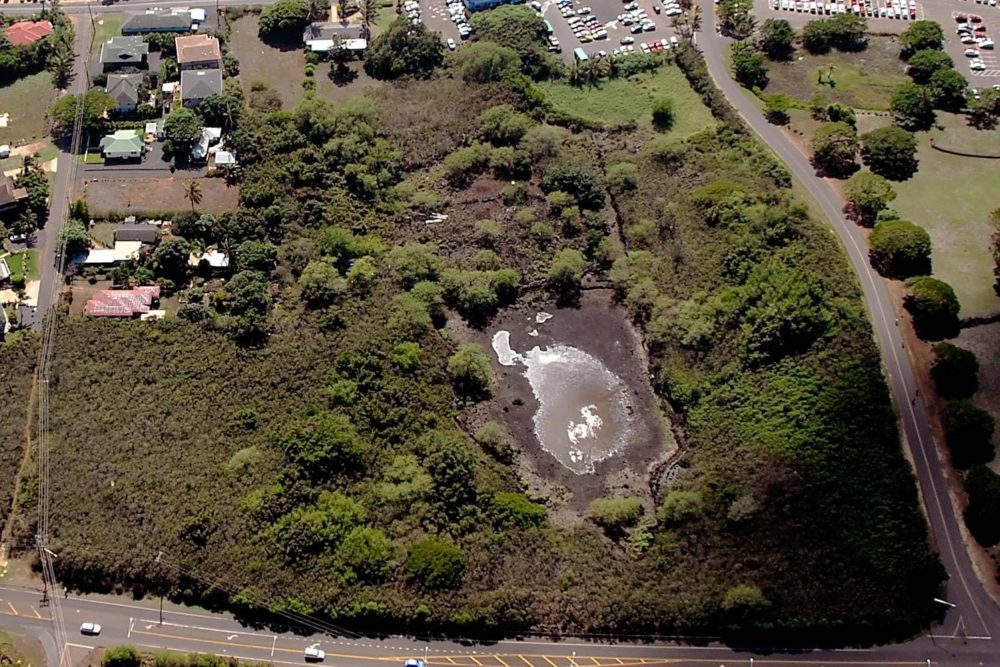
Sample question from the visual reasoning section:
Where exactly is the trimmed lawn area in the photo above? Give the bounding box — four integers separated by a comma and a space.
764, 37, 907, 111
0, 141, 58, 173
0, 73, 58, 145
90, 13, 122, 57
888, 113, 1000, 318
538, 64, 715, 139
5, 250, 39, 281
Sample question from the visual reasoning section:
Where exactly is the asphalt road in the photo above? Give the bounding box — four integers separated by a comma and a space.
696, 0, 1000, 644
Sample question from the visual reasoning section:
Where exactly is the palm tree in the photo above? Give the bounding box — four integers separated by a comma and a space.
184, 180, 203, 211
336, 0, 348, 22
360, 0, 379, 34
21, 154, 37, 176
48, 48, 74, 89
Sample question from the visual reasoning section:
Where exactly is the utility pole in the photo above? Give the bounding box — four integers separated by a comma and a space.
155, 551, 165, 625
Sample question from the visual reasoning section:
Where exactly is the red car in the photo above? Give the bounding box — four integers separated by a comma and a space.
975, 24, 988, 32
955, 13, 968, 21
970, 14, 982, 22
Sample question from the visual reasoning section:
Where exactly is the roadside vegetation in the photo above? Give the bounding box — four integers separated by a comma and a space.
2, 5, 942, 647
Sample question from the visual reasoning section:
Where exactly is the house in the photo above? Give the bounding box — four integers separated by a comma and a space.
191, 127, 222, 161
83, 241, 143, 265
0, 174, 28, 213
4, 20, 53, 46
100, 36, 149, 72
0, 257, 10, 282
106, 74, 143, 114
180, 70, 223, 108
99, 130, 145, 160
302, 22, 367, 52
212, 150, 237, 168
175, 34, 222, 70
114, 224, 159, 244
121, 10, 191, 35
189, 249, 230, 271
84, 285, 161, 318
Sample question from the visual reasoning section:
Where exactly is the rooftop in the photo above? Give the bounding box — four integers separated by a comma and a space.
100, 36, 149, 65
180, 69, 223, 102
106, 73, 142, 108
0, 174, 28, 208
121, 10, 191, 33
4, 20, 53, 46
175, 34, 221, 65
99, 129, 145, 155
84, 286, 161, 317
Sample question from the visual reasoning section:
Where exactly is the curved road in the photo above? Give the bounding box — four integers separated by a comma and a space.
695, 0, 999, 643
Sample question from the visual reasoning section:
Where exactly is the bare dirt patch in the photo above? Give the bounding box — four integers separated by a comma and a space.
463, 290, 675, 515
80, 177, 239, 215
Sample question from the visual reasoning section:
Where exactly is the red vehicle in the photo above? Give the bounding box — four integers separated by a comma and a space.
970, 14, 983, 22
955, 13, 968, 21
974, 24, 988, 32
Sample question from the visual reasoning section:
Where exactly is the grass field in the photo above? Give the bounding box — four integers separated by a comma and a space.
229, 15, 378, 110
0, 73, 58, 146
4, 251, 39, 281
765, 37, 907, 111
886, 113, 1000, 318
90, 13, 122, 57
0, 142, 58, 173
538, 64, 715, 138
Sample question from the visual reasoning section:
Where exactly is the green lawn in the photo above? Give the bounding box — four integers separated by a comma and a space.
368, 2, 399, 39
764, 37, 907, 111
887, 113, 1000, 317
538, 64, 715, 138
91, 13, 122, 56
5, 250, 39, 281
0, 142, 58, 173
0, 73, 58, 145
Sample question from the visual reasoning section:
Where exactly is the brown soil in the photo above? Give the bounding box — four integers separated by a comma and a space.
81, 178, 239, 215
0, 630, 46, 667
458, 290, 676, 518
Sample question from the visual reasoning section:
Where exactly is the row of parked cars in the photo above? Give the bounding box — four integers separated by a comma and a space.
619, 2, 659, 33
597, 35, 679, 59
771, 0, 918, 19
445, 0, 474, 39
956, 15, 995, 71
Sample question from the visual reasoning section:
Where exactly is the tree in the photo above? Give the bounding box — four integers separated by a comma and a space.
364, 18, 443, 80
405, 539, 466, 589
731, 43, 768, 89
468, 4, 549, 76
718, 0, 755, 39
197, 91, 245, 132
478, 104, 532, 145
388, 293, 432, 340
802, 19, 832, 53
337, 526, 394, 583
48, 89, 114, 139
163, 108, 204, 155
968, 89, 1000, 129
386, 242, 440, 286
860, 126, 918, 181
757, 18, 795, 59
930, 343, 979, 399
258, 0, 311, 37
58, 219, 91, 257
900, 20, 944, 57
359, 0, 380, 32
183, 180, 202, 211
944, 401, 995, 468
102, 646, 140, 667
447, 343, 493, 398
906, 49, 953, 85
929, 67, 968, 112
903, 276, 960, 340
657, 490, 704, 525
491, 492, 546, 529
279, 410, 368, 471
223, 270, 271, 317
540, 166, 604, 209
443, 142, 490, 186
48, 47, 74, 89
588, 496, 644, 530
548, 248, 587, 295
964, 466, 1000, 547
763, 93, 795, 125
844, 172, 896, 226
450, 41, 522, 84
300, 260, 346, 307
810, 121, 858, 177
152, 236, 191, 282
721, 584, 772, 626
652, 97, 675, 129
890, 82, 934, 131
236, 239, 277, 273
607, 162, 639, 195
869, 219, 931, 278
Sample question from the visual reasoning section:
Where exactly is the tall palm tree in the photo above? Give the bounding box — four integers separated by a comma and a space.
184, 180, 203, 211
48, 48, 74, 89
360, 0, 379, 35
337, 0, 348, 22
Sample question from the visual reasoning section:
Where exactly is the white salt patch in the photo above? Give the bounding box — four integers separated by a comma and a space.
535, 311, 553, 324
528, 329, 539, 337
491, 330, 521, 367
567, 404, 603, 445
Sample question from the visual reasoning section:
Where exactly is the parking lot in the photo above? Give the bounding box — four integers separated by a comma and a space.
540, 0, 684, 60
753, 0, 1000, 80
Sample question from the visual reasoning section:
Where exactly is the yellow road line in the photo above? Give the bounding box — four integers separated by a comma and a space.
470, 657, 483, 666
518, 654, 533, 667
541, 656, 560, 667
446, 657, 457, 665
6, 602, 17, 615
616, 660, 625, 665
31, 606, 42, 619
495, 655, 512, 667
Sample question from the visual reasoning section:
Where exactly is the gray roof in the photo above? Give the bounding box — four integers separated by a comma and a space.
180, 69, 223, 103
107, 73, 142, 109
114, 224, 159, 244
122, 10, 191, 33
100, 36, 149, 66
303, 21, 365, 42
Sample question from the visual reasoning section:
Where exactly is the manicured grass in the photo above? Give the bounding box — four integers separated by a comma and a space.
5, 251, 39, 281
0, 73, 58, 145
538, 64, 715, 138
367, 2, 399, 39
888, 113, 1000, 317
90, 13, 122, 57
764, 38, 907, 111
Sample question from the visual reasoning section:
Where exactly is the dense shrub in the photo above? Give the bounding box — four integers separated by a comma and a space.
868, 219, 931, 278
930, 343, 979, 399
903, 276, 960, 340
589, 496, 644, 530
964, 466, 1000, 547
405, 539, 466, 589
944, 401, 995, 468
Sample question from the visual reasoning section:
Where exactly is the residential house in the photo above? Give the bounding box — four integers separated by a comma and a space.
189, 249, 230, 272
106, 74, 143, 114
302, 22, 367, 52
121, 10, 191, 35
0, 174, 28, 213
100, 36, 149, 72
114, 224, 159, 244
82, 241, 143, 266
4, 20, 53, 46
99, 130, 145, 160
84, 286, 161, 318
191, 127, 222, 161
175, 34, 222, 70
179, 69, 222, 108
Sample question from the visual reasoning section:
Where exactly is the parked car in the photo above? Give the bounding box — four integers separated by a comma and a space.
970, 59, 986, 70
530, 1, 542, 10
978, 38, 995, 48
964, 48, 981, 56
962, 34, 977, 43
447, 38, 456, 50
80, 623, 102, 636
404, 660, 426, 667
620, 35, 635, 44
670, 35, 679, 46
304, 648, 326, 663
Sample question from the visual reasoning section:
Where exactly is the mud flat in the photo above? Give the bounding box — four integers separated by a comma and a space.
481, 290, 675, 511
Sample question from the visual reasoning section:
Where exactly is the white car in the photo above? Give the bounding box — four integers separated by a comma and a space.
530, 1, 542, 9
447, 38, 456, 50
80, 623, 102, 636
965, 48, 981, 57
304, 647, 326, 663
670, 35, 679, 46
620, 35, 635, 44
978, 38, 995, 49
970, 59, 986, 70
961, 34, 977, 43
642, 21, 656, 30
665, 7, 682, 15
404, 661, 426, 667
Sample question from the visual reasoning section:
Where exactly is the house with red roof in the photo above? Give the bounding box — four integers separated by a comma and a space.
84, 286, 161, 318
4, 20, 53, 46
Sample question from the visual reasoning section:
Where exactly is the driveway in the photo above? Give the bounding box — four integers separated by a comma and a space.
81, 143, 207, 178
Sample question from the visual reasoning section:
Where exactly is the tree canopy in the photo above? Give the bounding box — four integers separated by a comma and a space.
903, 276, 960, 340
860, 126, 918, 181
365, 18, 444, 80
890, 82, 934, 131
811, 121, 858, 177
944, 401, 995, 469
758, 18, 795, 59
869, 219, 931, 278
844, 172, 896, 226
930, 343, 979, 399
258, 0, 311, 37
900, 20, 944, 57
